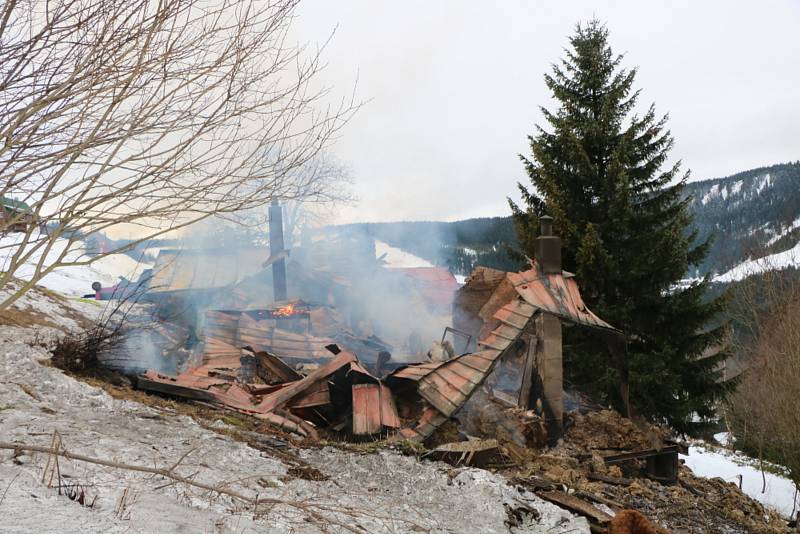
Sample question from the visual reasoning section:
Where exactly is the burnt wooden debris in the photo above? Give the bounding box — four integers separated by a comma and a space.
119, 213, 684, 510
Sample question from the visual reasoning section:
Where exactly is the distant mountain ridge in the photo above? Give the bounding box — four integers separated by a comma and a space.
336, 162, 800, 278
684, 162, 800, 276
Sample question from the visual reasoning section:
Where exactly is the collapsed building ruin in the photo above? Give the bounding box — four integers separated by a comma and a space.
77, 209, 793, 534
117, 208, 632, 452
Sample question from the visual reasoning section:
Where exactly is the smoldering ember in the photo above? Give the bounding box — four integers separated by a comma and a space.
2, 2, 800, 534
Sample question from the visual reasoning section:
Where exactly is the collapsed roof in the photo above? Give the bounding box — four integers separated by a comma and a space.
136, 258, 616, 444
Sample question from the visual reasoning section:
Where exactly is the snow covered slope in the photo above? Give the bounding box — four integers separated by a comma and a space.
0, 232, 151, 297
683, 437, 799, 518
714, 240, 800, 282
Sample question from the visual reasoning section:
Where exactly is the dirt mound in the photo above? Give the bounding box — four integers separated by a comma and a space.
563, 410, 669, 452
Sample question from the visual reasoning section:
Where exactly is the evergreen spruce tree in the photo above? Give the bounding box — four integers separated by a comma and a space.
509, 20, 735, 433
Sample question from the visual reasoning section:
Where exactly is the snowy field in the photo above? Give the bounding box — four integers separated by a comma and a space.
0, 232, 151, 297
682, 434, 799, 518
0, 324, 589, 533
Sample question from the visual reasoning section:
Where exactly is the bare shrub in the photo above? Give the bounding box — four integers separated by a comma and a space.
51, 284, 141, 374
50, 323, 123, 374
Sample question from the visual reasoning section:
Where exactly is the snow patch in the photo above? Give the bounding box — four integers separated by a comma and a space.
701, 184, 720, 205
714, 241, 800, 282
375, 240, 434, 268
0, 279, 103, 328
755, 173, 773, 195
766, 216, 800, 246
0, 232, 152, 297
683, 444, 798, 517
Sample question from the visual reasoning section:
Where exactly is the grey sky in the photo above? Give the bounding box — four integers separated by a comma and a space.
292, 1, 800, 224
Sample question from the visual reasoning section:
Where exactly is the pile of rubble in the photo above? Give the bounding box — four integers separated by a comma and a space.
135, 305, 500, 443
121, 298, 791, 532
507, 410, 789, 533
129, 252, 616, 445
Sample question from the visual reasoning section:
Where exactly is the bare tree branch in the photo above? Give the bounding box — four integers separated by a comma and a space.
0, 0, 357, 309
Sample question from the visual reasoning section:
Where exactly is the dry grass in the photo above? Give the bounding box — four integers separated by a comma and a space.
0, 307, 61, 329
0, 282, 94, 330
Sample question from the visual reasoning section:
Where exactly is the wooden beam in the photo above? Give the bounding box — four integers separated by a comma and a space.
517, 328, 538, 409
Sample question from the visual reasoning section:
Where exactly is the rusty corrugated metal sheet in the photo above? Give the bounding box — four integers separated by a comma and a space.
352, 383, 400, 435
478, 299, 534, 351
201, 309, 335, 365
142, 369, 225, 390
389, 360, 446, 381
507, 263, 616, 331
256, 351, 356, 413
287, 380, 330, 409
415, 350, 503, 417
377, 384, 401, 429
389, 348, 505, 441
347, 359, 376, 380
398, 406, 450, 441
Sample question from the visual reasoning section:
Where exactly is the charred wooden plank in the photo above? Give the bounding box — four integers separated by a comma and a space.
587, 472, 633, 486
243, 347, 302, 383
135, 376, 217, 403
536, 490, 613, 524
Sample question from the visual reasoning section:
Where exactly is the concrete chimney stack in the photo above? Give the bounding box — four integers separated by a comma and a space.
534, 214, 563, 444
536, 215, 561, 274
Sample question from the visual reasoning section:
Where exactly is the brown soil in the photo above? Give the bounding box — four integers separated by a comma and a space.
0, 307, 61, 329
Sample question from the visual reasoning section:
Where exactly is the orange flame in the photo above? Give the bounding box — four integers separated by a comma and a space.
273, 303, 297, 317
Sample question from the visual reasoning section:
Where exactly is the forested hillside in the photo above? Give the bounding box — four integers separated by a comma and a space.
685, 162, 800, 276
343, 162, 800, 278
